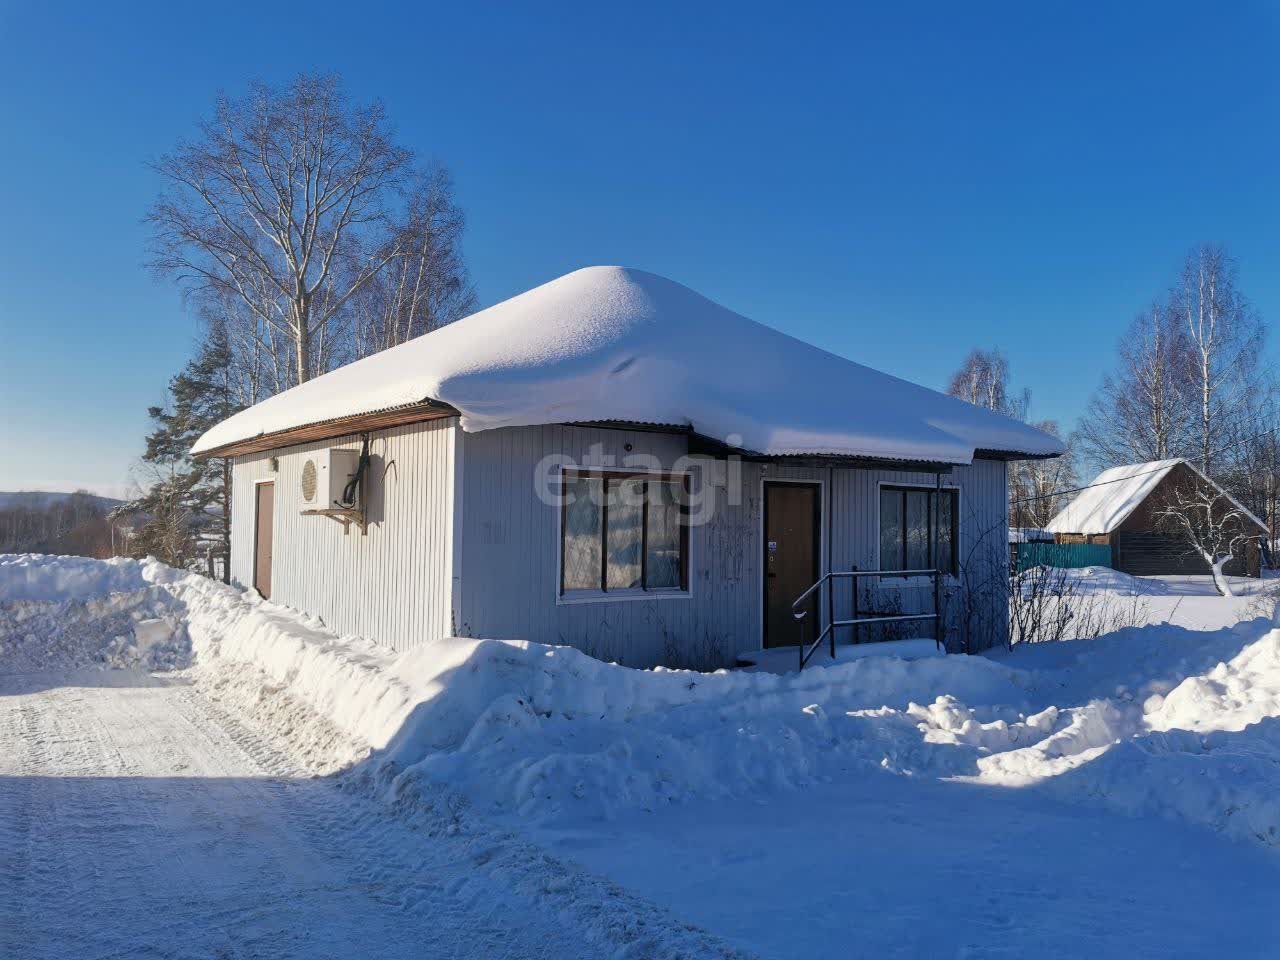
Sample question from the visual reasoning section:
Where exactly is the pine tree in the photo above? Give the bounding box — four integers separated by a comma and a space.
114, 324, 240, 577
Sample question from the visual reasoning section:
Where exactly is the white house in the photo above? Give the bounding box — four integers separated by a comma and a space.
193, 267, 1062, 668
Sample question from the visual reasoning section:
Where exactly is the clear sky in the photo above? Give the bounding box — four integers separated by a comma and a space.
1, 1, 1276, 497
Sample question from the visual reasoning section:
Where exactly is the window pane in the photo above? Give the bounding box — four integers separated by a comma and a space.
562, 475, 602, 591
935, 491, 955, 574
879, 490, 903, 571
606, 478, 643, 589
645, 480, 682, 589
906, 491, 930, 569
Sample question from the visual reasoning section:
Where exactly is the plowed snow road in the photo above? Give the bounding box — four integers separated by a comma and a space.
0, 669, 600, 960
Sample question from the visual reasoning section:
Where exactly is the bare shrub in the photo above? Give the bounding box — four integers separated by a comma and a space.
1008, 565, 1156, 645
661, 623, 730, 672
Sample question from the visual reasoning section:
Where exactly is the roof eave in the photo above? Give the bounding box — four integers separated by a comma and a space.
196, 408, 1060, 475
972, 447, 1064, 463
192, 399, 460, 459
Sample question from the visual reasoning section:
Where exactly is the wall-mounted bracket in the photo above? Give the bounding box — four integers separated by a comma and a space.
300, 507, 367, 536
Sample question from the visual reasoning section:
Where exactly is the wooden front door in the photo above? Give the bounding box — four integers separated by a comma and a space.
763, 482, 820, 648
254, 481, 275, 599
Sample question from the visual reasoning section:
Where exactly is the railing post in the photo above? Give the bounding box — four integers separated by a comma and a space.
851, 565, 859, 645
829, 576, 839, 660
933, 569, 943, 652
798, 610, 805, 672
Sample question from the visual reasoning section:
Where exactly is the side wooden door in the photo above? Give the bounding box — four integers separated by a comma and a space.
254, 481, 275, 599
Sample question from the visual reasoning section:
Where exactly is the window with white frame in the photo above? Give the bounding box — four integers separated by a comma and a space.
878, 486, 957, 575
560, 470, 689, 596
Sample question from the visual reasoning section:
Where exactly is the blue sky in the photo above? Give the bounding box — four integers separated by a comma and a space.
1, 1, 1277, 496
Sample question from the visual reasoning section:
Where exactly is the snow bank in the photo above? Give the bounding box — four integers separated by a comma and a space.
0, 553, 154, 602
0, 592, 190, 673
0, 556, 190, 672
161, 562, 1024, 791
1022, 565, 1174, 596
177, 564, 1280, 847
10, 554, 1280, 854
1147, 626, 1280, 734
194, 266, 1064, 464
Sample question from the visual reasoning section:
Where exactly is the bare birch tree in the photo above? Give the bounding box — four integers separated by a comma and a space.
947, 349, 1029, 420
1074, 302, 1194, 473
947, 348, 1054, 524
1010, 420, 1078, 528
1172, 245, 1265, 477
1152, 475, 1260, 596
196, 291, 287, 405
1235, 406, 1280, 563
148, 74, 423, 387
351, 166, 476, 357
1074, 245, 1268, 525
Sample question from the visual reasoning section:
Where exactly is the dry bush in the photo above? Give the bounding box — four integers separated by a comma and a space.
1008, 565, 1156, 645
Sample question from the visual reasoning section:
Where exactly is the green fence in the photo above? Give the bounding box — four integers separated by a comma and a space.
1013, 542, 1112, 573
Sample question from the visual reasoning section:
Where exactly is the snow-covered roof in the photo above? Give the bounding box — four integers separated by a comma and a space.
193, 267, 1065, 464
1045, 459, 1266, 535
1009, 527, 1054, 543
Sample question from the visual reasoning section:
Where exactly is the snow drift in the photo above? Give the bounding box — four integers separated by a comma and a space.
6, 554, 1280, 852
0, 553, 154, 602
0, 555, 190, 672
193, 266, 1064, 464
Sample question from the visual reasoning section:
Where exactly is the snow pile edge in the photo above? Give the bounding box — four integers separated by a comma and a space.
11, 555, 1280, 856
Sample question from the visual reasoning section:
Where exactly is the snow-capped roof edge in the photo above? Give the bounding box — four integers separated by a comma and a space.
192, 266, 1067, 463
1178, 459, 1268, 533
1046, 458, 1267, 535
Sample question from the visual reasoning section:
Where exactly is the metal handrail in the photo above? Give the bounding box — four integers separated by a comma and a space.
792, 567, 944, 671
790, 569, 939, 612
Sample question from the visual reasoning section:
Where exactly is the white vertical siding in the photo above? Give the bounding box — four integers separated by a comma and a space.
229, 417, 1010, 662
824, 458, 1009, 652
455, 425, 762, 668
229, 418, 457, 652
454, 426, 1013, 666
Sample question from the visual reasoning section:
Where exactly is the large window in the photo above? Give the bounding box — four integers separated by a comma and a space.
879, 486, 957, 575
561, 471, 689, 596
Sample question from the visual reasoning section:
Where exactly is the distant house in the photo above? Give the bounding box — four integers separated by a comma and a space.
193, 267, 1062, 668
1044, 458, 1265, 578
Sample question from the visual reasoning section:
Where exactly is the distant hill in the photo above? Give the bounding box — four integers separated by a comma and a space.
0, 491, 123, 511
0, 491, 124, 557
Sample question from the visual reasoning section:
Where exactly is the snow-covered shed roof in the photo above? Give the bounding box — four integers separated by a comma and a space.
1044, 458, 1266, 535
193, 267, 1065, 464
1009, 527, 1054, 544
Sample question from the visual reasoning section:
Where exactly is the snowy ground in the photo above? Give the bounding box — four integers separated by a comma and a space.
499, 574, 1280, 958
0, 670, 610, 960
4, 556, 1280, 958
0, 557, 742, 960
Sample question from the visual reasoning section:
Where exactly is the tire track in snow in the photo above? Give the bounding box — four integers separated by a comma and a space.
0, 699, 39, 960
0, 670, 607, 960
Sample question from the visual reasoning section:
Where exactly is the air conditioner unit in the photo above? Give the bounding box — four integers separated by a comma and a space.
299, 448, 361, 510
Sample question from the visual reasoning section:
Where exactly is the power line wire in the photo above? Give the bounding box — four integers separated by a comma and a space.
1010, 421, 1280, 507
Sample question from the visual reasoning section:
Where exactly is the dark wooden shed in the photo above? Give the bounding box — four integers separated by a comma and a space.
1045, 459, 1264, 578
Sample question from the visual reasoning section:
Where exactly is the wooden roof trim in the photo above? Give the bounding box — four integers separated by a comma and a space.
195, 402, 459, 459
199, 409, 1059, 466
